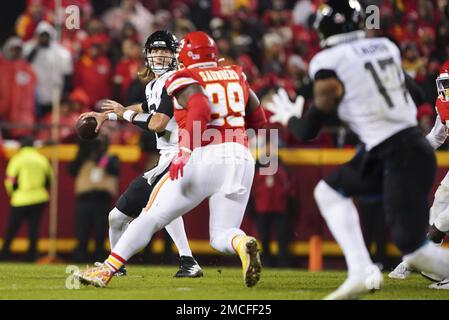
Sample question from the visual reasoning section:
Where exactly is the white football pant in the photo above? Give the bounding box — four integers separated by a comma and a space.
112, 143, 255, 261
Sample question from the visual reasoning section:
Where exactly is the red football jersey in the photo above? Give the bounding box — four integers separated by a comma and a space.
166, 64, 250, 147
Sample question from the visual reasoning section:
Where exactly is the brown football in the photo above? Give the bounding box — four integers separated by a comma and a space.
76, 117, 98, 140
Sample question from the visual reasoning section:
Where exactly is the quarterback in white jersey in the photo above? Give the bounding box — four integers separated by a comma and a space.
269, 0, 449, 300
78, 30, 202, 278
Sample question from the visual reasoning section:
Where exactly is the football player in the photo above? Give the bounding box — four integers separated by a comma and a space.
76, 31, 267, 288
268, 0, 449, 299
78, 30, 203, 278
389, 61, 449, 289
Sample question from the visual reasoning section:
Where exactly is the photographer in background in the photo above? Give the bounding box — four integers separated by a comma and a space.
69, 135, 120, 262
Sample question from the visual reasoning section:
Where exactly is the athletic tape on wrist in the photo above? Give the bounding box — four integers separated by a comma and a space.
123, 110, 137, 122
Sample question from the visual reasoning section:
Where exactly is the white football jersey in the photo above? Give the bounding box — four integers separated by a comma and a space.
144, 70, 178, 154
309, 37, 417, 150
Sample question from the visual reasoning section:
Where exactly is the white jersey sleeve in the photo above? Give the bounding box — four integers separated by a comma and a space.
426, 114, 448, 150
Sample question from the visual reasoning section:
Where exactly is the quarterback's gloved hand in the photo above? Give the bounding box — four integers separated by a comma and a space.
169, 148, 192, 180
265, 88, 305, 126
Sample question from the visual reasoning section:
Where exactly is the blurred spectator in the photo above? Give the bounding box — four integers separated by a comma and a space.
0, 37, 37, 139
113, 37, 143, 104
0, 136, 52, 262
417, 103, 436, 135
212, 0, 256, 17
421, 57, 442, 104
15, 0, 51, 41
251, 139, 293, 268
402, 42, 426, 80
102, 0, 154, 43
23, 21, 73, 118
286, 54, 312, 100
189, 0, 213, 31
74, 35, 112, 107
292, 0, 313, 27
68, 135, 120, 262
36, 97, 80, 144
262, 32, 286, 75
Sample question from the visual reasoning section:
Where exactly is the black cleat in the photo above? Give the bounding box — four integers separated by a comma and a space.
174, 256, 203, 278
115, 265, 127, 277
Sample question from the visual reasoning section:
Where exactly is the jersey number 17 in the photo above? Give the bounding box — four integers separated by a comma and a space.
364, 57, 409, 108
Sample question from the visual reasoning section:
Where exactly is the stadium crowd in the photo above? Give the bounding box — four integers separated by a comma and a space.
1, 0, 448, 147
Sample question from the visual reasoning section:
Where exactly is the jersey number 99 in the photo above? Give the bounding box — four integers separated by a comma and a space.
205, 82, 246, 127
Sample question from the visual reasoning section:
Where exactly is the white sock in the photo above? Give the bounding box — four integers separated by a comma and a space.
165, 217, 193, 257
108, 207, 132, 250
210, 227, 245, 254
434, 206, 449, 232
404, 242, 449, 279
112, 210, 163, 261
430, 183, 449, 227
314, 180, 373, 276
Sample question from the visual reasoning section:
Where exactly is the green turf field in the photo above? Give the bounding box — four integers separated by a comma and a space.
0, 263, 448, 300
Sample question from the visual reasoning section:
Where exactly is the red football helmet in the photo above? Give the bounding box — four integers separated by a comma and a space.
436, 60, 449, 101
177, 31, 218, 68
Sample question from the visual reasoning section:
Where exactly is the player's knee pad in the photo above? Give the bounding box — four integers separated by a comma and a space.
108, 207, 132, 230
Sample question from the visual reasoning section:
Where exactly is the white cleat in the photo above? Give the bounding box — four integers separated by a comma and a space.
388, 262, 412, 280
324, 265, 383, 300
429, 279, 449, 290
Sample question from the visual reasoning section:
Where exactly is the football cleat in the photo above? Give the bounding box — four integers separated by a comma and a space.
324, 265, 383, 300
174, 256, 203, 278
388, 262, 412, 280
429, 279, 449, 290
236, 236, 262, 288
94, 262, 127, 276
421, 271, 444, 283
75, 264, 114, 288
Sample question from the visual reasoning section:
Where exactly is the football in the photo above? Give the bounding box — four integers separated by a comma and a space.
76, 117, 98, 140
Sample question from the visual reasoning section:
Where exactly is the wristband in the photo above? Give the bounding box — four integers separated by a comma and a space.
123, 110, 137, 122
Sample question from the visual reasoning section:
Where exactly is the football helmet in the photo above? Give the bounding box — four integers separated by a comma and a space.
314, 0, 365, 47
436, 60, 449, 101
144, 30, 178, 75
177, 31, 218, 68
